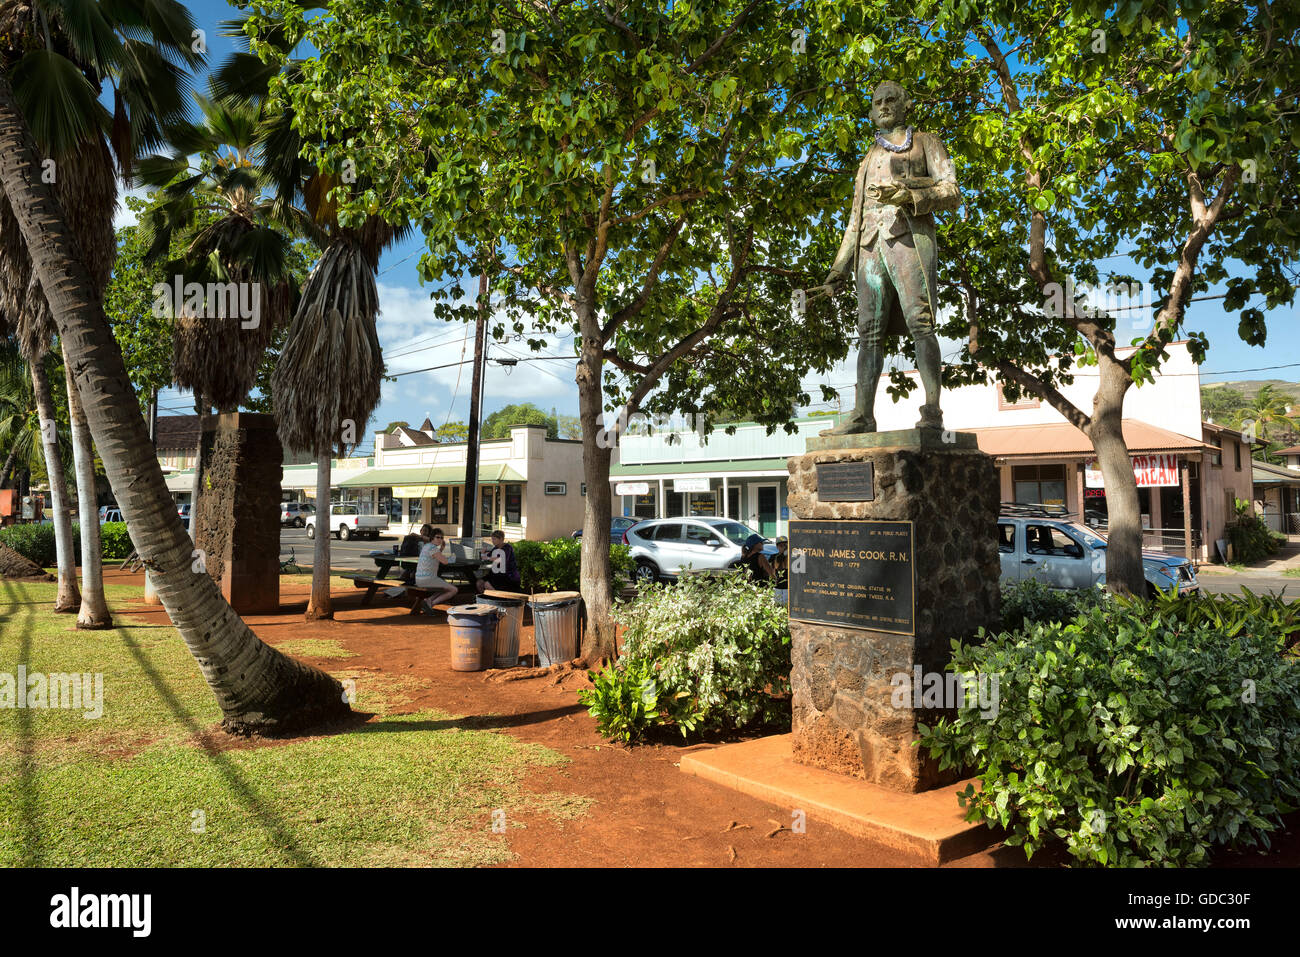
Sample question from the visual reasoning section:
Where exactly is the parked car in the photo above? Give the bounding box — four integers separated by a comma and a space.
997, 512, 1198, 597
624, 517, 775, 584
99, 507, 123, 524
572, 516, 641, 539
280, 502, 315, 528
305, 504, 389, 541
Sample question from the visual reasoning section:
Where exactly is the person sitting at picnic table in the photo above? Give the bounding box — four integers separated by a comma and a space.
415, 525, 459, 611
740, 533, 774, 584
477, 529, 522, 594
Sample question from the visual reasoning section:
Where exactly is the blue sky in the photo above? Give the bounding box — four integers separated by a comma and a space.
138, 0, 1300, 446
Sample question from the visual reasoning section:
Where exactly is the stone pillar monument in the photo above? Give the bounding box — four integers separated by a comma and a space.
195, 412, 283, 615
785, 429, 1001, 792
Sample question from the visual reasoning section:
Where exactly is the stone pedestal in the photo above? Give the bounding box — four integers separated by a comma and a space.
195, 412, 282, 615
786, 428, 1000, 792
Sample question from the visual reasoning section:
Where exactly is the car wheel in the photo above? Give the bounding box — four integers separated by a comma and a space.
339, 525, 351, 541
634, 559, 660, 585
295, 517, 304, 528
306, 524, 315, 540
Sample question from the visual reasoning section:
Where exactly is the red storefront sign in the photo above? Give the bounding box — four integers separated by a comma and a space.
1085, 453, 1180, 489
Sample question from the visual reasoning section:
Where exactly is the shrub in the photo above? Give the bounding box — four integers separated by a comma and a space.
921, 598, 1300, 866
579, 574, 791, 742
513, 537, 633, 594
0, 521, 135, 565
1225, 498, 1282, 564
98, 522, 134, 560
999, 578, 1105, 632
0, 523, 58, 567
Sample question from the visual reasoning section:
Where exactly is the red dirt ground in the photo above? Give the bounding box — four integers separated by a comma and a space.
100, 567, 1300, 868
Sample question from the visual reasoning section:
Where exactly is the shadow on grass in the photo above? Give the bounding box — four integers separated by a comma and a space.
4, 580, 42, 866
115, 625, 319, 867
349, 705, 587, 735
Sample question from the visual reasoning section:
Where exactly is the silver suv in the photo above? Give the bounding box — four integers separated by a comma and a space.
625, 517, 772, 583
998, 510, 1198, 596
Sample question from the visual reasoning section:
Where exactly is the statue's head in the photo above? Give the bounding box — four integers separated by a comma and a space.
870, 81, 912, 129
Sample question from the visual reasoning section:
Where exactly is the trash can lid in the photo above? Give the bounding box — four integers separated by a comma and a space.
446, 604, 501, 619
483, 589, 530, 602
529, 590, 581, 604
479, 592, 525, 607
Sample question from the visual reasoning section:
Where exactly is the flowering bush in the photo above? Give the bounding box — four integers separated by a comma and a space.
580, 573, 791, 742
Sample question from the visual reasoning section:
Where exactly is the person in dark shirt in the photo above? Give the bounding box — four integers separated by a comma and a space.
477, 529, 522, 593
740, 533, 774, 584
771, 536, 789, 588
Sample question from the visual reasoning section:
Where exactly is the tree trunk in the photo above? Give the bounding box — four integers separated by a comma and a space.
29, 356, 79, 612
307, 447, 333, 620
0, 444, 17, 488
63, 349, 112, 628
190, 391, 205, 539
575, 320, 616, 664
0, 72, 348, 734
1087, 358, 1145, 596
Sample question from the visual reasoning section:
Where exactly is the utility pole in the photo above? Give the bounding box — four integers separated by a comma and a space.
462, 267, 488, 540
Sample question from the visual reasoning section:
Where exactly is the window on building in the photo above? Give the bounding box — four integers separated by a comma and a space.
727, 486, 740, 519
633, 493, 656, 519
544, 482, 566, 495
688, 492, 717, 516
1012, 464, 1067, 506
997, 383, 1040, 411
1210, 436, 1222, 467
1234, 441, 1242, 471
408, 497, 423, 523
504, 484, 522, 524
666, 492, 684, 518
430, 490, 449, 524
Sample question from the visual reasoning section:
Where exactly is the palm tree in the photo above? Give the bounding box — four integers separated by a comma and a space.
1236, 384, 1299, 446
0, 68, 350, 732
0, 0, 203, 624
135, 89, 306, 529
205, 34, 409, 621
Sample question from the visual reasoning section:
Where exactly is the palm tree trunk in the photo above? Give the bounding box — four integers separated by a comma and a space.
63, 347, 112, 628
190, 391, 204, 541
0, 72, 348, 734
0, 446, 16, 488
307, 447, 333, 620
29, 356, 79, 612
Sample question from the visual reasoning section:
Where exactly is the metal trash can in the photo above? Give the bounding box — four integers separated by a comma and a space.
447, 604, 501, 672
481, 590, 527, 668
529, 591, 582, 667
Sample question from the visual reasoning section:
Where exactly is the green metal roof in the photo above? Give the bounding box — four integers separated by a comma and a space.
336, 464, 524, 487
609, 458, 791, 477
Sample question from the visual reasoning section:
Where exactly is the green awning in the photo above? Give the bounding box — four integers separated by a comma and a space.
336, 464, 524, 488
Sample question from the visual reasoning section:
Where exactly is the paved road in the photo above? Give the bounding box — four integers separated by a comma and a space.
1196, 571, 1298, 599
278, 526, 404, 571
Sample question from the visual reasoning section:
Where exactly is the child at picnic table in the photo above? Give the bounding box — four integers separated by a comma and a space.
415, 525, 459, 611
476, 529, 522, 594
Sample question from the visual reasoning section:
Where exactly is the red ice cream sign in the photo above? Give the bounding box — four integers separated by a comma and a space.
1085, 453, 1180, 488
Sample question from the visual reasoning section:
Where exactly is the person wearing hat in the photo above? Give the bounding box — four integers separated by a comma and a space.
740, 533, 775, 584
771, 537, 790, 586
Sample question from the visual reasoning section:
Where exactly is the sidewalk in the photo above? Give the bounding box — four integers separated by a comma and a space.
1197, 538, 1300, 577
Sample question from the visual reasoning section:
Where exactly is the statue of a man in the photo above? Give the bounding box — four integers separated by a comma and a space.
823, 81, 960, 433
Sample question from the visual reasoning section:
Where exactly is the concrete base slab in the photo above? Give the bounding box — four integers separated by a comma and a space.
680, 733, 997, 864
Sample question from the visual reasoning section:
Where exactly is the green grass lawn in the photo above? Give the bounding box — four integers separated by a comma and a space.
0, 579, 588, 867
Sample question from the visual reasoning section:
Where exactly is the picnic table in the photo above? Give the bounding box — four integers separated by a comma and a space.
341, 548, 486, 615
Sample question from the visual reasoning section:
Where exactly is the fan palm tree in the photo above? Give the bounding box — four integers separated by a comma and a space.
0, 334, 39, 488
0, 68, 350, 732
0, 0, 203, 624
135, 89, 307, 528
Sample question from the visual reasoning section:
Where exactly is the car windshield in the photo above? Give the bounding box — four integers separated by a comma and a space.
1066, 523, 1107, 547
712, 521, 754, 546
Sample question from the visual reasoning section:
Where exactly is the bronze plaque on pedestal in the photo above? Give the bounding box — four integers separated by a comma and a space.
816, 461, 875, 501
788, 520, 914, 635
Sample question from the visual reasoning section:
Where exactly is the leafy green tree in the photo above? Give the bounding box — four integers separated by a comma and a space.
813, 0, 1300, 592
1201, 385, 1250, 425
433, 421, 468, 443
383, 420, 410, 433
248, 0, 848, 659
482, 402, 557, 440
556, 413, 582, 440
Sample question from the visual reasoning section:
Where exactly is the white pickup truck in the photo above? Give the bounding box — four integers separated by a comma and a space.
305, 504, 389, 541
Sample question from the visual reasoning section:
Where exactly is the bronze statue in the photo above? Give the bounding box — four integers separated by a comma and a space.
823, 81, 960, 433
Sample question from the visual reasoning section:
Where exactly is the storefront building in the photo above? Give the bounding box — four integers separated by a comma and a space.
611, 342, 1270, 561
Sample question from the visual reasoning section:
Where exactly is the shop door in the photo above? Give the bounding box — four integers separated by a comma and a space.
749, 483, 779, 537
